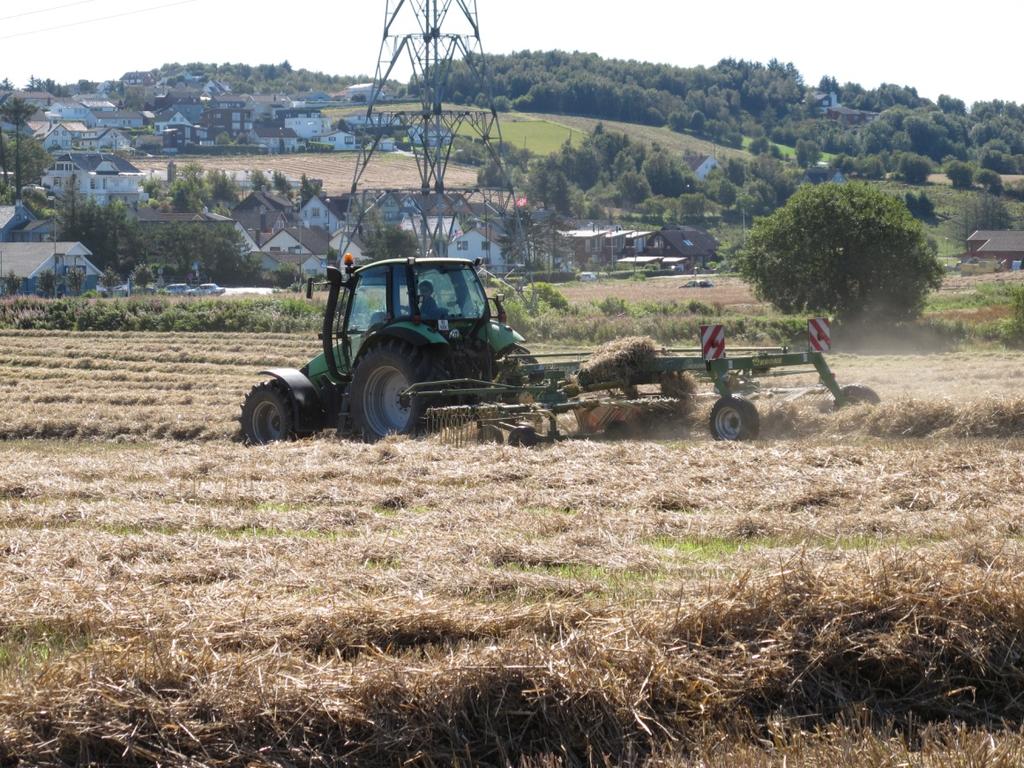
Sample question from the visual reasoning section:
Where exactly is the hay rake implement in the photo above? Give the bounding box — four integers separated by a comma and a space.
410, 318, 879, 444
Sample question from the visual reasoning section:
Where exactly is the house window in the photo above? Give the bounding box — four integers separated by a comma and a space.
456, 241, 468, 251
481, 241, 490, 252
311, 208, 320, 218
90, 179, 96, 190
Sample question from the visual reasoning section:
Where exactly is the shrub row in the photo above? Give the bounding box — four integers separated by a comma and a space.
0, 297, 322, 333
5, 292, 1023, 349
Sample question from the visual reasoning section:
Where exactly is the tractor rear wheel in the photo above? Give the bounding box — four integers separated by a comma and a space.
241, 381, 295, 445
709, 396, 760, 441
351, 341, 434, 441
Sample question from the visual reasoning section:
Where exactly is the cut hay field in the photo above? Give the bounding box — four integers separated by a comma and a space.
3, 330, 1024, 765
131, 153, 478, 195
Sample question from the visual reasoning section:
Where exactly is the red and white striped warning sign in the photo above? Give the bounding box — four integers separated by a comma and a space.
808, 317, 831, 352
700, 324, 726, 361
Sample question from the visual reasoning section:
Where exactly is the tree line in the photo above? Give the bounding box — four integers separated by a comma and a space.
443, 51, 1024, 177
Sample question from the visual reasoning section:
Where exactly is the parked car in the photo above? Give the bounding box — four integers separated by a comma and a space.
578, 271, 598, 282
189, 283, 226, 296
98, 283, 131, 297
683, 279, 714, 288
163, 283, 190, 295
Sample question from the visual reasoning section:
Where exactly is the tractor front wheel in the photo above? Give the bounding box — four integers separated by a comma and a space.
709, 396, 760, 441
241, 381, 295, 445
351, 341, 432, 441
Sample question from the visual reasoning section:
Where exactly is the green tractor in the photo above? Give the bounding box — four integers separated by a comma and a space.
240, 256, 527, 444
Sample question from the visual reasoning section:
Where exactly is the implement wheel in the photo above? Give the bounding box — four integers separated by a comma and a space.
709, 396, 760, 441
834, 384, 881, 409
351, 341, 432, 442
241, 381, 295, 445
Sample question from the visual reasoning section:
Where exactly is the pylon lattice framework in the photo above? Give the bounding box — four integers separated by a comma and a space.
337, 0, 527, 264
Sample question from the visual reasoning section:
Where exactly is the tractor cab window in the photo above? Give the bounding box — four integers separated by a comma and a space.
391, 265, 412, 319
415, 265, 487, 321
348, 268, 388, 332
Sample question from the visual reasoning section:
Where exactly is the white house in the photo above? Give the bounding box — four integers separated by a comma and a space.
42, 153, 148, 206
95, 111, 145, 129
685, 154, 719, 181
261, 252, 326, 277
0, 241, 101, 295
299, 195, 350, 232
45, 102, 97, 127
284, 114, 333, 140
452, 226, 505, 268
79, 99, 116, 113
70, 128, 131, 152
102, 129, 130, 151
342, 83, 380, 102
316, 129, 358, 151
259, 227, 331, 276
33, 123, 74, 152
260, 226, 330, 260
154, 110, 194, 133
253, 127, 301, 154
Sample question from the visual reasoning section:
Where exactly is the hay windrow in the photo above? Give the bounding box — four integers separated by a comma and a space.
4, 550, 1024, 766
575, 335, 658, 390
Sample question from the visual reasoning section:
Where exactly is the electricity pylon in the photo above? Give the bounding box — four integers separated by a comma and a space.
337, 0, 527, 266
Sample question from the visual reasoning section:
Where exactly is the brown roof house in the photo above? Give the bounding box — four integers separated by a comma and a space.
644, 225, 720, 270
966, 230, 1024, 269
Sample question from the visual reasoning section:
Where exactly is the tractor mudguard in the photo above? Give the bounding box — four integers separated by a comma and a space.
259, 368, 325, 434
387, 321, 447, 346
363, 322, 447, 354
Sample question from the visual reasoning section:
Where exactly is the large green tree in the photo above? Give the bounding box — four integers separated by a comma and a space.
945, 160, 975, 189
738, 182, 943, 322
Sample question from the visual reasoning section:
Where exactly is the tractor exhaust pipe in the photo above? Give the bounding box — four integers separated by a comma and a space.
322, 266, 343, 381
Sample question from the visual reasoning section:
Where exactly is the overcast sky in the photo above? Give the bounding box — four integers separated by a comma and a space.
1, 0, 1016, 107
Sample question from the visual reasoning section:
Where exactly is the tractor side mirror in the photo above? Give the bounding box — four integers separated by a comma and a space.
306, 277, 314, 300
493, 294, 507, 325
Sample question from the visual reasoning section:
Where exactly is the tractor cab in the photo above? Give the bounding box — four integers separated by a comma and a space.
341, 259, 490, 365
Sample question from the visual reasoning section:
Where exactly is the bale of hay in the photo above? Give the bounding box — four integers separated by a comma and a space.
575, 336, 658, 391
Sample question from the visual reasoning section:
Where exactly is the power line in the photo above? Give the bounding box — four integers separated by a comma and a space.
0, 0, 197, 41
0, 0, 102, 23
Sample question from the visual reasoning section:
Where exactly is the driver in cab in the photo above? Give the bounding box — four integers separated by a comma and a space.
418, 280, 446, 320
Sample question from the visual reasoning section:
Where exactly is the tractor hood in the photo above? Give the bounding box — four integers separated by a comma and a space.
485, 319, 526, 351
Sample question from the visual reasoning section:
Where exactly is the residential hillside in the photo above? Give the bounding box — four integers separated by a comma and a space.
4, 51, 1024, 287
